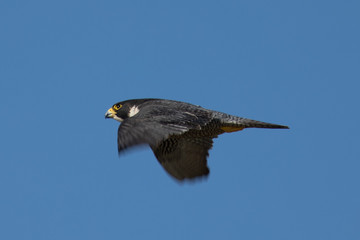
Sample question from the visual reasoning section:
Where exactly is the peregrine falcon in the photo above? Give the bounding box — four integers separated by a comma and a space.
105, 98, 289, 181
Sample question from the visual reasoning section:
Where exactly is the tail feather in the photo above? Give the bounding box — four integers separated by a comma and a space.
220, 114, 289, 131
238, 118, 289, 129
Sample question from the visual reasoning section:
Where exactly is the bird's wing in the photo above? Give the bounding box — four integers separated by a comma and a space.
117, 106, 213, 153
117, 118, 188, 152
151, 134, 215, 181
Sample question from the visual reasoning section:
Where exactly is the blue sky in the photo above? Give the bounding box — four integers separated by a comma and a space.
1, 0, 359, 239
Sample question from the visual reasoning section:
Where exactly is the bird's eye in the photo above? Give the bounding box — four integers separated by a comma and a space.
113, 104, 122, 110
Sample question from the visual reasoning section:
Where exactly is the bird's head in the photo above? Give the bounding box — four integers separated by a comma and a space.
105, 101, 140, 122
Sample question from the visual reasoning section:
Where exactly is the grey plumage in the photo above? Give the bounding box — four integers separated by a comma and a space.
105, 98, 289, 181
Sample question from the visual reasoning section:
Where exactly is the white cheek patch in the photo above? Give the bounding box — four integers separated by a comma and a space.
113, 115, 123, 122
129, 105, 140, 117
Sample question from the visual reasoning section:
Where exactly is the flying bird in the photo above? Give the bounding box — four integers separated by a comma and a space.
105, 98, 289, 181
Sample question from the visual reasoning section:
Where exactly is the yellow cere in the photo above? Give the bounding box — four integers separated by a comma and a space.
107, 108, 116, 114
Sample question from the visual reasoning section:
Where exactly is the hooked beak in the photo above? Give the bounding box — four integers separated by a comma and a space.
105, 108, 116, 119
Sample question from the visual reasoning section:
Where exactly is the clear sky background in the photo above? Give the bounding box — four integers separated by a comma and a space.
1, 1, 359, 239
